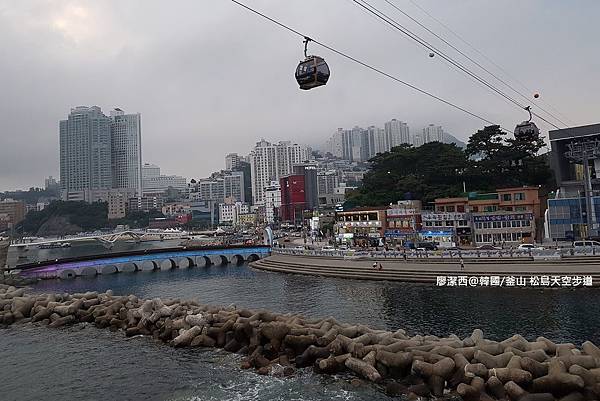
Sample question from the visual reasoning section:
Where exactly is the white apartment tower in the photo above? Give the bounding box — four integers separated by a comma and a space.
249, 140, 312, 205
59, 106, 112, 201
326, 128, 344, 158
384, 119, 410, 148
110, 108, 142, 197
423, 124, 444, 143
225, 153, 240, 170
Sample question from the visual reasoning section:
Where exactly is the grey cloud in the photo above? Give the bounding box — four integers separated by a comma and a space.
1, 0, 599, 189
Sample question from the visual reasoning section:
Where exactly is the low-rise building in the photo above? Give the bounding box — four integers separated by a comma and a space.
421, 211, 469, 247
238, 212, 257, 226
218, 201, 250, 226
0, 199, 25, 229
107, 191, 128, 220
384, 201, 422, 246
128, 195, 164, 213
162, 202, 192, 217
432, 187, 543, 246
335, 207, 387, 247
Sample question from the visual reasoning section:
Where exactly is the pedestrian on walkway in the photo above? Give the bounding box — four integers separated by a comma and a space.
372, 262, 378, 269
460, 258, 465, 271
378, 262, 383, 271
402, 250, 407, 262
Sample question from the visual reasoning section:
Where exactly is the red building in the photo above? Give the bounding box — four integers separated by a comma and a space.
279, 175, 306, 224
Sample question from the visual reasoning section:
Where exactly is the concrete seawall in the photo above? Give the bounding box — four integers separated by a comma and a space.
251, 254, 600, 286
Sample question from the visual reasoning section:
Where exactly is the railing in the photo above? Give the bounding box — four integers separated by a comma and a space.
272, 247, 600, 260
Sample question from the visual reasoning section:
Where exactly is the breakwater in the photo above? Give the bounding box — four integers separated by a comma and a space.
3, 284, 600, 400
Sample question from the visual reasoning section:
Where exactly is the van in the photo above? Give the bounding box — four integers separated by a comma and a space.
574, 240, 600, 248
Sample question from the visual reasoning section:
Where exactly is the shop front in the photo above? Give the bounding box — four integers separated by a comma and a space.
418, 229, 456, 248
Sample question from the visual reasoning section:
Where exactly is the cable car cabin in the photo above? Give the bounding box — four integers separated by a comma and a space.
295, 56, 330, 90
514, 120, 540, 142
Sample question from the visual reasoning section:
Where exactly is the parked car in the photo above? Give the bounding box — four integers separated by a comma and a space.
416, 242, 437, 251
321, 246, 336, 252
517, 244, 544, 251
476, 244, 501, 250
573, 240, 600, 249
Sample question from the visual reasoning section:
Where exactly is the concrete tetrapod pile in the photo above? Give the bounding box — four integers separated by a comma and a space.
3, 284, 600, 400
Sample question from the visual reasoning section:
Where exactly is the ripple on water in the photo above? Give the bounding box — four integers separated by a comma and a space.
10, 261, 600, 400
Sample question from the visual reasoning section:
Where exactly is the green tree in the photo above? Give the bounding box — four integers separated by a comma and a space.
347, 142, 469, 206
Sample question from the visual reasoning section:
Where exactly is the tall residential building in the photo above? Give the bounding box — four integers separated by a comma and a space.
233, 161, 252, 204
412, 133, 424, 147
60, 106, 112, 201
223, 171, 245, 202
317, 170, 339, 196
225, 153, 240, 170
44, 176, 60, 191
384, 119, 410, 149
110, 108, 142, 197
423, 124, 444, 143
327, 128, 344, 158
249, 140, 311, 205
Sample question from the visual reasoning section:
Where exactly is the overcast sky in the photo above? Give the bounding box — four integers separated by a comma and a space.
1, 0, 599, 190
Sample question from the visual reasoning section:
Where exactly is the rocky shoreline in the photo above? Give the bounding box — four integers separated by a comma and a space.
2, 283, 600, 400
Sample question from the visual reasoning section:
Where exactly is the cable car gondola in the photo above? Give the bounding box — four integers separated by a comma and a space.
514, 106, 540, 142
295, 37, 330, 90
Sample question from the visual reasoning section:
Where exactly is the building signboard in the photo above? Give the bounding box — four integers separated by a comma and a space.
421, 212, 466, 221
472, 213, 533, 222
387, 208, 418, 216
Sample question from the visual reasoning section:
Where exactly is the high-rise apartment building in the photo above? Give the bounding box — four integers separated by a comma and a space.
223, 171, 245, 202
423, 124, 444, 143
412, 133, 424, 147
60, 106, 143, 202
384, 119, 410, 149
327, 123, 399, 161
110, 108, 142, 197
60, 106, 112, 201
327, 129, 344, 158
44, 176, 60, 192
225, 153, 240, 170
249, 140, 311, 205
317, 170, 340, 196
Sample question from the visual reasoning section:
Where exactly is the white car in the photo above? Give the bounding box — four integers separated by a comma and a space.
573, 240, 600, 249
321, 246, 336, 252
517, 244, 544, 251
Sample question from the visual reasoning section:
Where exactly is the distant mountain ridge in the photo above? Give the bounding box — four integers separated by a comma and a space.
442, 132, 466, 148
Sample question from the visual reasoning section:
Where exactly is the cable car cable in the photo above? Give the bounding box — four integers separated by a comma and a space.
381, 0, 568, 128
230, 0, 511, 132
351, 0, 561, 130
405, 0, 575, 126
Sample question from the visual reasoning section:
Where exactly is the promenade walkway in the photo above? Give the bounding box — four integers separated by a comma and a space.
251, 253, 600, 287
